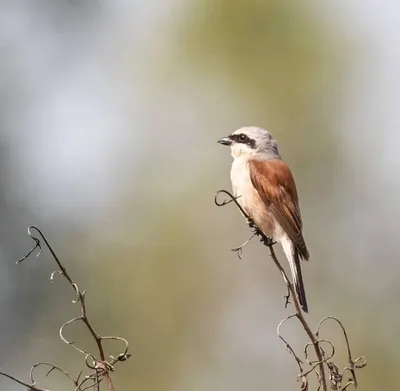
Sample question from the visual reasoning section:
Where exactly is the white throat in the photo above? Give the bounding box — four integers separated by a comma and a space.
230, 145, 281, 161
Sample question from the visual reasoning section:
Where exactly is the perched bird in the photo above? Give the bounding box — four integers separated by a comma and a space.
218, 126, 310, 312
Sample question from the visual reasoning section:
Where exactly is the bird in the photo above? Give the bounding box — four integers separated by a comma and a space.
218, 126, 310, 312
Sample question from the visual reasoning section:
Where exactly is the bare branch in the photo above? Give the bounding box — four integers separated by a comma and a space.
0, 371, 48, 391
216, 189, 367, 391
1, 225, 131, 390
277, 315, 304, 372
30, 363, 78, 388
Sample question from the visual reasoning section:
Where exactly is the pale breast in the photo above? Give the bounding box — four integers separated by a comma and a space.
230, 157, 276, 237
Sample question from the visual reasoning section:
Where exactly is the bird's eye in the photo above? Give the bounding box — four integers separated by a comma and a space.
238, 134, 247, 142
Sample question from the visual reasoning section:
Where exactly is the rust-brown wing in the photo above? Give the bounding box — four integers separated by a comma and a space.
249, 159, 309, 260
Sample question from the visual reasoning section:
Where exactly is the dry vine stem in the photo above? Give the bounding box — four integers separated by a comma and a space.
0, 226, 131, 391
215, 189, 366, 391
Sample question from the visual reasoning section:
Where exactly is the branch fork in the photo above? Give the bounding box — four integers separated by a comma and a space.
0, 226, 131, 391
215, 189, 366, 391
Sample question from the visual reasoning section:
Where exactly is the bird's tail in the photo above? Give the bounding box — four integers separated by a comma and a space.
281, 239, 308, 313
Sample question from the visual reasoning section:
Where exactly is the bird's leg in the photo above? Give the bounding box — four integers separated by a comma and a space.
231, 231, 258, 259
259, 235, 276, 247
246, 218, 257, 230
246, 218, 276, 247
231, 216, 276, 258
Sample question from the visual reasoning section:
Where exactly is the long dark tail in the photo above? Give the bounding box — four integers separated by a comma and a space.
292, 248, 308, 313
282, 240, 308, 313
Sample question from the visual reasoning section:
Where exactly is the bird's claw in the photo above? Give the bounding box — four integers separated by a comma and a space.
246, 219, 257, 231
260, 236, 276, 247
245, 219, 276, 247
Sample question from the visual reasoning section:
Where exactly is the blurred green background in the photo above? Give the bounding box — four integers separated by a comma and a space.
0, 1, 398, 390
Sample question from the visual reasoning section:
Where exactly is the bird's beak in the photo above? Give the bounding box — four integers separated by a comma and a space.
217, 137, 232, 146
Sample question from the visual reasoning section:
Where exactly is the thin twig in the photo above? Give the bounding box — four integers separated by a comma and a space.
317, 316, 366, 390
30, 362, 78, 388
0, 225, 131, 391
277, 314, 304, 372
0, 371, 48, 391
216, 190, 328, 391
269, 245, 328, 391
216, 188, 367, 390
19, 227, 107, 362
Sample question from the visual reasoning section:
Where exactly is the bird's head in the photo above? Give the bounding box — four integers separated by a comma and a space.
218, 126, 280, 160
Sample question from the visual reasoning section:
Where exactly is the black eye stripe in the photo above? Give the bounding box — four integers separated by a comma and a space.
229, 134, 256, 149
230, 134, 248, 142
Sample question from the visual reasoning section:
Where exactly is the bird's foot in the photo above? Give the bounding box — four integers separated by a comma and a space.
245, 218, 276, 247
246, 218, 258, 232
259, 235, 276, 247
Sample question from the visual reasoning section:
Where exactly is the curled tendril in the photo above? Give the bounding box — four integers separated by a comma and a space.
303, 339, 335, 377
305, 339, 335, 364
215, 189, 276, 248
316, 317, 352, 360
299, 375, 308, 391
317, 316, 365, 389
216, 190, 329, 389
85, 354, 98, 370
17, 228, 42, 263
50, 270, 63, 281
30, 362, 77, 387
215, 188, 367, 391
59, 316, 92, 356
354, 356, 367, 369
214, 190, 246, 214
0, 225, 132, 391
101, 336, 130, 356
277, 314, 304, 373
71, 283, 82, 304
